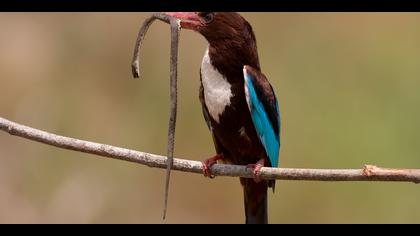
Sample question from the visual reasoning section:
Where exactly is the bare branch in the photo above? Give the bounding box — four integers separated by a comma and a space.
1, 116, 420, 184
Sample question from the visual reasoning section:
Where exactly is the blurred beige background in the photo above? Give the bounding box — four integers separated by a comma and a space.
0, 13, 420, 223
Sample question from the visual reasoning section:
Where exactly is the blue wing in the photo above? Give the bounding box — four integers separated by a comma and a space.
243, 66, 280, 168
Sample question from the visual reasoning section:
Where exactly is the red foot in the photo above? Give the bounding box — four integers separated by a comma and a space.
246, 159, 266, 183
202, 154, 224, 178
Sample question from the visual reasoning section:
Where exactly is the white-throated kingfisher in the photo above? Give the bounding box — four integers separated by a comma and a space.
163, 12, 281, 224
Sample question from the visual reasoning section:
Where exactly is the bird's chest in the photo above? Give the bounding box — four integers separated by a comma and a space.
200, 50, 264, 162
200, 49, 234, 123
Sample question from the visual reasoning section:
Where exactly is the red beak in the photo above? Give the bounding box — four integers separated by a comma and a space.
163, 12, 203, 30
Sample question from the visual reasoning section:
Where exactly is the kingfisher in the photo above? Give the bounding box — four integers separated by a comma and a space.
163, 12, 281, 224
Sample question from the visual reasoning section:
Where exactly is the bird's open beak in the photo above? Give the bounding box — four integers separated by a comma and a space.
163, 12, 203, 30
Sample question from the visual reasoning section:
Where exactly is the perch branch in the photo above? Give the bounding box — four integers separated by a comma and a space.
1, 116, 420, 184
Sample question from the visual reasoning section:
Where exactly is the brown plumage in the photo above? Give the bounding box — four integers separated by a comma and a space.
164, 12, 280, 224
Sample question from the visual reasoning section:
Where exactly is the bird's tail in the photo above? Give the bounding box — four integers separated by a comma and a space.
241, 178, 268, 224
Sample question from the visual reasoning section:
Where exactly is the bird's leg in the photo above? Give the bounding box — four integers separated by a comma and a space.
202, 154, 224, 178
246, 158, 266, 183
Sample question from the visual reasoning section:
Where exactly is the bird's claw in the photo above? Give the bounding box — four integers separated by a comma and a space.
246, 159, 265, 183
202, 154, 223, 178
202, 161, 215, 178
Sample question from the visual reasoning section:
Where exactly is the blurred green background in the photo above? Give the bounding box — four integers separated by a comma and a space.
1, 13, 420, 223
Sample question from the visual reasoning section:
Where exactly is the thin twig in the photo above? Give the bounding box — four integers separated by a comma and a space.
1, 116, 420, 184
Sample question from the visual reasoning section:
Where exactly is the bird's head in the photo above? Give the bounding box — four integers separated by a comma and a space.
163, 12, 255, 45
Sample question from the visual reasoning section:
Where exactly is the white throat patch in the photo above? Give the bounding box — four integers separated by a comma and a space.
200, 48, 232, 123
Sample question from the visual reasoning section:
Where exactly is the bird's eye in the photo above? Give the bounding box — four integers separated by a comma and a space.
198, 12, 214, 23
